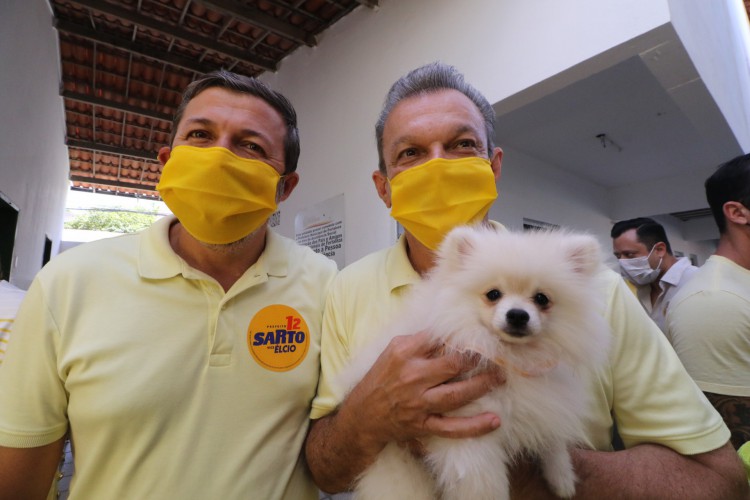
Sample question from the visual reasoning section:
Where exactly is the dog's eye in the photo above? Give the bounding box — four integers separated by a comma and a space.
533, 292, 550, 307
485, 289, 502, 302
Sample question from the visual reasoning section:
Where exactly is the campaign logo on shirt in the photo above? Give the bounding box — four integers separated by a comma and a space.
247, 304, 309, 372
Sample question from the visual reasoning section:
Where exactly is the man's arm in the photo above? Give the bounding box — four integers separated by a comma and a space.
573, 443, 748, 498
306, 332, 501, 493
511, 442, 748, 499
0, 439, 65, 500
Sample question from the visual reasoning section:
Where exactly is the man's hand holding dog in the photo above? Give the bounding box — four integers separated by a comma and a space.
305, 331, 503, 493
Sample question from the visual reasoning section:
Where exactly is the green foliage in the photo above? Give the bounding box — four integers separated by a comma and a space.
64, 210, 157, 233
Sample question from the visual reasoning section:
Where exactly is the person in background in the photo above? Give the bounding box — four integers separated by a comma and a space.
304, 62, 747, 498
0, 263, 73, 500
0, 264, 25, 365
0, 70, 337, 499
611, 217, 698, 333
667, 152, 750, 450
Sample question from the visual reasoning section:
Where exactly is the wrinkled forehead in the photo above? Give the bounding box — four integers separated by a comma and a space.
382, 89, 487, 142
180, 87, 285, 132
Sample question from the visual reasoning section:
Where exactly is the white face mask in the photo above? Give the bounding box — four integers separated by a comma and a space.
618, 246, 662, 285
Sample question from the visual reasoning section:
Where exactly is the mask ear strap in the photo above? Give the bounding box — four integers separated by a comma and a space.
275, 176, 287, 201
648, 244, 664, 270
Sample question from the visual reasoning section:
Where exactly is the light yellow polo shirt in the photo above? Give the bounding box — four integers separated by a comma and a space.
313, 230, 729, 455
0, 216, 337, 500
666, 255, 750, 396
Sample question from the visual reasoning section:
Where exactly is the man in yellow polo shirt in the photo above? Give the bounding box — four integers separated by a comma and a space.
667, 153, 750, 449
0, 71, 337, 499
305, 62, 747, 497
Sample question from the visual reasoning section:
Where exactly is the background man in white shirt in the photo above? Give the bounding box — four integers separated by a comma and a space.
611, 217, 698, 333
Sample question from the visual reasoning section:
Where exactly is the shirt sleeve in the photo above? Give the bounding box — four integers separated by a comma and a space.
605, 272, 729, 454
0, 277, 69, 447
310, 275, 353, 420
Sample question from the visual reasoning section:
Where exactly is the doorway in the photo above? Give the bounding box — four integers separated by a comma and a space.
0, 191, 19, 281
43, 235, 52, 267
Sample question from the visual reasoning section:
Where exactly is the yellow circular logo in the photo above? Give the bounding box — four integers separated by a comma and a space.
247, 304, 310, 372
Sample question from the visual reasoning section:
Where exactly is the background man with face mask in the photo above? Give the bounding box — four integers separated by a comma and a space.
0, 70, 337, 499
611, 217, 698, 333
304, 62, 746, 498
666, 153, 750, 451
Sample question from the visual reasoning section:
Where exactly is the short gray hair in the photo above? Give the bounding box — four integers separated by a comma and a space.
375, 62, 496, 173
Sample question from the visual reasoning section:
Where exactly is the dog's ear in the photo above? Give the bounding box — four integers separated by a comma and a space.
562, 234, 602, 277
437, 225, 479, 268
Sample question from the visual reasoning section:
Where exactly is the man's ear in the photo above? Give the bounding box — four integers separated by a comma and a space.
372, 170, 392, 208
653, 241, 668, 256
277, 172, 299, 203
490, 147, 503, 181
724, 201, 750, 226
157, 146, 171, 166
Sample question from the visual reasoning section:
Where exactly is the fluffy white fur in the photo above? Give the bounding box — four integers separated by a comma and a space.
338, 225, 611, 500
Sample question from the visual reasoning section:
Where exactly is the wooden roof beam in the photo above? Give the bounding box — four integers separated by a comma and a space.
66, 0, 277, 71
69, 175, 158, 194
193, 0, 315, 46
67, 139, 160, 162
56, 19, 226, 76
62, 90, 172, 123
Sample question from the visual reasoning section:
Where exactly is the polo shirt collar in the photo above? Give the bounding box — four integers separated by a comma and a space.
257, 228, 288, 278
384, 235, 421, 293
139, 216, 182, 279
661, 257, 692, 286
384, 221, 505, 293
138, 216, 288, 280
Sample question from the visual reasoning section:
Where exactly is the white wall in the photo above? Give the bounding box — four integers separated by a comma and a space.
489, 147, 612, 251
263, 0, 673, 265
649, 215, 716, 266
668, 0, 750, 152
608, 165, 717, 222
683, 216, 720, 243
0, 0, 70, 289
488, 149, 717, 268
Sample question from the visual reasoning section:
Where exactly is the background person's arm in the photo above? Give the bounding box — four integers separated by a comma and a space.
0, 439, 65, 500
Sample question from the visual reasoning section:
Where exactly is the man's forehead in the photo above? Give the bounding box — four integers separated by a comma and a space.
183, 87, 280, 120
613, 230, 646, 247
178, 87, 286, 142
390, 88, 480, 116
383, 89, 485, 137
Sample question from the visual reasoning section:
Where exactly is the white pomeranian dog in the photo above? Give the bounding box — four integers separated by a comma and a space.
338, 225, 611, 500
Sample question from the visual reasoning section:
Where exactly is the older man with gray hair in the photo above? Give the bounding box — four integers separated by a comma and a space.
305, 62, 746, 498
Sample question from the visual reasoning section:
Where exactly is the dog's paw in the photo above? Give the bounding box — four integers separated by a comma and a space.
549, 476, 576, 499
541, 448, 577, 499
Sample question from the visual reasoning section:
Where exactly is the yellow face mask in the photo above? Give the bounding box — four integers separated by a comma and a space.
156, 145, 282, 245
389, 157, 498, 250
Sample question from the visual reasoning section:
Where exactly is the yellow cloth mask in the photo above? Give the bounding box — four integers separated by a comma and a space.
389, 157, 498, 250
157, 145, 282, 244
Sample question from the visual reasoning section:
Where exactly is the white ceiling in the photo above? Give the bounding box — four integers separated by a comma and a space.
492, 25, 744, 217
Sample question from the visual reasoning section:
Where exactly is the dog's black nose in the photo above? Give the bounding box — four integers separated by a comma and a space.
506, 308, 530, 329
